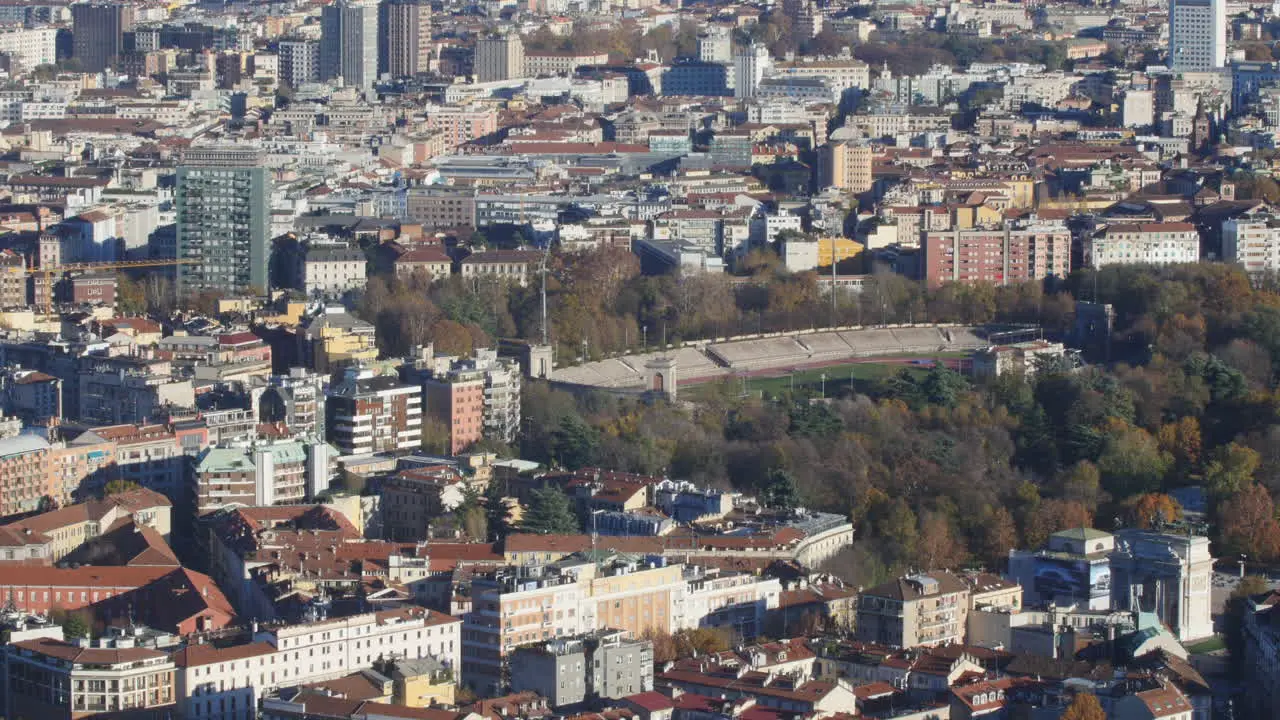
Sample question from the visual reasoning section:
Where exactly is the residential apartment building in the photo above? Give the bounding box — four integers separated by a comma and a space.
1, 369, 62, 427
78, 424, 202, 503
771, 57, 871, 93
525, 52, 610, 77
0, 487, 171, 562
395, 247, 454, 279
299, 246, 367, 298
319, 0, 379, 90
326, 369, 423, 455
509, 631, 654, 708
77, 355, 194, 426
697, 27, 731, 63
819, 140, 873, 193
921, 222, 1072, 286
1087, 222, 1201, 268
192, 439, 333, 515
380, 464, 468, 541
0, 250, 25, 308
423, 369, 484, 454
0, 28, 57, 71
1242, 589, 1280, 720
1224, 214, 1280, 273
462, 565, 590, 693
855, 571, 971, 648
475, 33, 525, 82
173, 608, 461, 720
298, 307, 378, 373
756, 76, 840, 104
258, 369, 328, 439
413, 348, 522, 454
423, 106, 498, 150
462, 554, 690, 695
658, 658, 857, 718
1169, 0, 1225, 71
4, 637, 176, 720
277, 39, 320, 87
406, 187, 479, 227
0, 434, 54, 517
379, 0, 431, 78
72, 2, 135, 73
681, 569, 782, 641
580, 558, 686, 638
459, 250, 541, 287
176, 147, 272, 296
651, 208, 752, 258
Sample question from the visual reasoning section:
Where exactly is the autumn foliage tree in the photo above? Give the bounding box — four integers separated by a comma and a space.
484, 260, 1280, 579
1122, 493, 1184, 530
1060, 693, 1106, 720
1216, 484, 1280, 562
1022, 499, 1094, 550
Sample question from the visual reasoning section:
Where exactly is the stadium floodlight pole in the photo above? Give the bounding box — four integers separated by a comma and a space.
831, 234, 838, 323
539, 245, 550, 346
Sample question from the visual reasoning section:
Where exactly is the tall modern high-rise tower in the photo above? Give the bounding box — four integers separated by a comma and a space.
733, 43, 771, 99
1169, 0, 1225, 71
474, 33, 525, 83
72, 3, 135, 73
320, 0, 379, 90
380, 0, 431, 78
176, 147, 271, 297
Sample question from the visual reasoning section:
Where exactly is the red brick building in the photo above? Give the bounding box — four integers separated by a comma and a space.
0, 565, 235, 635
921, 223, 1071, 287
69, 273, 116, 306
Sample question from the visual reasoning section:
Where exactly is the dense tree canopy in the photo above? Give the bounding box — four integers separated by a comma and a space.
521, 486, 581, 535
498, 262, 1280, 584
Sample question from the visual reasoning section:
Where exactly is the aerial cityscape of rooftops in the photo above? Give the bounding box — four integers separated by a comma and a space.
7, 0, 1280, 719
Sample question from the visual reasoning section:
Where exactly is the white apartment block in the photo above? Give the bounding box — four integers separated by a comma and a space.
1003, 73, 1078, 111
1121, 89, 1155, 128
524, 52, 608, 77
20, 102, 66, 121
680, 570, 783, 641
734, 44, 771, 99
300, 246, 367, 297
749, 212, 804, 246
175, 608, 461, 720
770, 58, 871, 92
1224, 215, 1280, 273
1088, 222, 1201, 268
462, 559, 782, 694
0, 28, 57, 70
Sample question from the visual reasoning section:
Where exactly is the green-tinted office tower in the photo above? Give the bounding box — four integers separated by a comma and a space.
176, 147, 271, 296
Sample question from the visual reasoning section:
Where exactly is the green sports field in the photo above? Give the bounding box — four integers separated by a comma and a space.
683, 357, 956, 402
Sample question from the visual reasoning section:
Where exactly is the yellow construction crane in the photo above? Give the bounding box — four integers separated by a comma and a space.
25, 258, 199, 317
